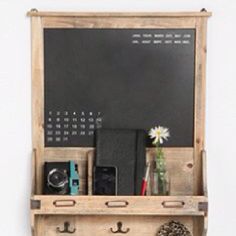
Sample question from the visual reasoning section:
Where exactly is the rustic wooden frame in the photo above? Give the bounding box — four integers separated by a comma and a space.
28, 9, 211, 236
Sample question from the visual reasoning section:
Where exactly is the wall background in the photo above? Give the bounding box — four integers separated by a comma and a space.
0, 0, 235, 235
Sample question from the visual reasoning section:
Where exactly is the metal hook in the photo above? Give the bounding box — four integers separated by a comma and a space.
201, 8, 207, 12
30, 8, 38, 12
56, 221, 76, 234
110, 221, 130, 234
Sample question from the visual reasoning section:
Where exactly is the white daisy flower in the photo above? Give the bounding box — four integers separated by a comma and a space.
149, 126, 170, 144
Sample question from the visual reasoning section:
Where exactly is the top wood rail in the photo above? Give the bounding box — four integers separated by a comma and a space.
27, 9, 212, 18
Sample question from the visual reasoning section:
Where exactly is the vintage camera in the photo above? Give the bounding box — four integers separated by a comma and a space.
43, 161, 79, 195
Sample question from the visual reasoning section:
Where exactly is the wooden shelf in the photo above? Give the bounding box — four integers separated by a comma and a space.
31, 195, 207, 216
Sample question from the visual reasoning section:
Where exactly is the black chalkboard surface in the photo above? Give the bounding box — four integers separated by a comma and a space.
44, 28, 195, 147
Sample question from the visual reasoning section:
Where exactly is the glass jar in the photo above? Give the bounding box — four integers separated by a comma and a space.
151, 167, 170, 196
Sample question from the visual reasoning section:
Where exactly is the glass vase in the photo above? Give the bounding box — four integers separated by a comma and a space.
152, 168, 169, 196
151, 147, 170, 196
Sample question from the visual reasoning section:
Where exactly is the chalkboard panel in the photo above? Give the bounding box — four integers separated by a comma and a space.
44, 29, 195, 147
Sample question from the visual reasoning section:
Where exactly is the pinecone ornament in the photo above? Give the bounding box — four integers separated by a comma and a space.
157, 220, 192, 236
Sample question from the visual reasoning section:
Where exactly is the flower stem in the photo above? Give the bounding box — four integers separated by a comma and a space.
156, 142, 166, 194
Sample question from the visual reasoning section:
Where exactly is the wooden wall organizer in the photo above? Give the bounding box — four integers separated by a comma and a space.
28, 9, 211, 236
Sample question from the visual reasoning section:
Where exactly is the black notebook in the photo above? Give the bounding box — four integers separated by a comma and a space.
95, 129, 146, 195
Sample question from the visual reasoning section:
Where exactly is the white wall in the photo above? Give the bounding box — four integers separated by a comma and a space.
0, 0, 235, 235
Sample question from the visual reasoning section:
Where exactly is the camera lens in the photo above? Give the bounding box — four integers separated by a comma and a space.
47, 169, 68, 190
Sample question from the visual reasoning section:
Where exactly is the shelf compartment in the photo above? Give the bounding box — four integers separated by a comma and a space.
32, 147, 195, 196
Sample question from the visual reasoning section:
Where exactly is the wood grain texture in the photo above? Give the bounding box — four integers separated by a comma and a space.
193, 215, 208, 236
31, 16, 44, 194
31, 195, 207, 216
42, 215, 76, 236
42, 16, 197, 29
35, 216, 44, 236
87, 151, 94, 195
193, 17, 208, 195
27, 10, 212, 17
202, 150, 208, 196
203, 216, 208, 236
35, 215, 195, 236
31, 149, 36, 196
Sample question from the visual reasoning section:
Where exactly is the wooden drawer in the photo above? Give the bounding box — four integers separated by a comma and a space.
31, 195, 207, 216
34, 215, 203, 236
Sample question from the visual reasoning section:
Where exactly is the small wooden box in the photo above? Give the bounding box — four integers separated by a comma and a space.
28, 9, 211, 236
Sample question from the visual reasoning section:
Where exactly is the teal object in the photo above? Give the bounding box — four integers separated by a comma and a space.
69, 161, 79, 195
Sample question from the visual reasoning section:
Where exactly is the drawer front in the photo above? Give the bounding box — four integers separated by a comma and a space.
36, 215, 195, 236
32, 196, 206, 216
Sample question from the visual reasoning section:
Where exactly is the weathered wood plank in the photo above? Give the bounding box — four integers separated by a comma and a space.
42, 16, 197, 28
27, 11, 212, 18
32, 195, 207, 216
38, 215, 194, 236
31, 16, 44, 194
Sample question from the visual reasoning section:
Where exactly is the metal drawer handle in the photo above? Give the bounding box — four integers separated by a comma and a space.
53, 200, 76, 207
105, 200, 129, 208
57, 221, 76, 234
111, 221, 130, 234
162, 201, 185, 208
